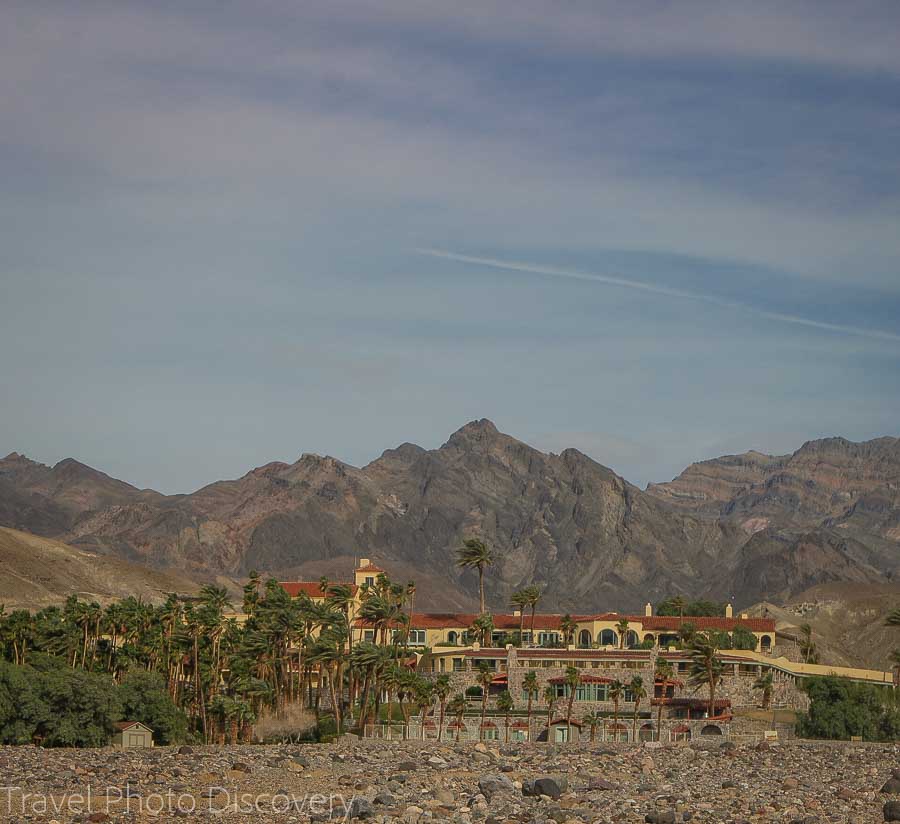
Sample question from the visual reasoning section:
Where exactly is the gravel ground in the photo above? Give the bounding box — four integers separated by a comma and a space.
0, 738, 898, 823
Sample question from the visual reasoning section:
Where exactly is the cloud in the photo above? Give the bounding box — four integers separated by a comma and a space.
417, 249, 900, 344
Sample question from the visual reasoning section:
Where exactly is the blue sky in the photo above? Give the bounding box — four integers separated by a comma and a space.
2, 0, 899, 493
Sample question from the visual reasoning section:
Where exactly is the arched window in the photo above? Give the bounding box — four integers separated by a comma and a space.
599, 629, 618, 647
638, 723, 655, 742
760, 635, 772, 652
670, 724, 691, 743
700, 724, 723, 737
578, 629, 592, 648
447, 631, 458, 645
643, 633, 655, 646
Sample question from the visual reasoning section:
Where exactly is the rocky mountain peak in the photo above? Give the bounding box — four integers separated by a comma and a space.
443, 418, 501, 448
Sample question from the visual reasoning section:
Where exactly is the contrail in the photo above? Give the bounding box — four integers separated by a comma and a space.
416, 248, 900, 344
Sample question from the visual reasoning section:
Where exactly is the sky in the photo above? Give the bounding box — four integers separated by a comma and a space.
2, 0, 899, 493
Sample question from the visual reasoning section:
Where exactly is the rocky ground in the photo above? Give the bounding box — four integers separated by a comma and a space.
1, 738, 899, 823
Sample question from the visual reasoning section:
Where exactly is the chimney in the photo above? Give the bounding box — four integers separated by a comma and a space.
512, 609, 521, 617
725, 603, 733, 618
644, 603, 652, 617
358, 558, 370, 568
740, 612, 749, 619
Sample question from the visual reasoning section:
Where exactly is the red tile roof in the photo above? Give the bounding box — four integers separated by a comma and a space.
114, 721, 149, 731
641, 616, 775, 632
356, 562, 384, 573
279, 581, 358, 598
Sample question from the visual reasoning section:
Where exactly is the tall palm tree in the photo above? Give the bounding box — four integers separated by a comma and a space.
609, 679, 624, 742
581, 711, 602, 742
456, 539, 494, 614
415, 678, 435, 739
523, 670, 539, 733
629, 675, 646, 742
477, 662, 494, 738
497, 690, 514, 742
510, 590, 530, 645
471, 613, 494, 647
563, 665, 581, 742
687, 633, 724, 720
560, 615, 577, 647
434, 674, 451, 742
524, 586, 542, 646
654, 658, 675, 741
448, 694, 467, 742
669, 596, 686, 618
616, 618, 630, 650
798, 623, 817, 664
753, 671, 774, 710
543, 684, 556, 733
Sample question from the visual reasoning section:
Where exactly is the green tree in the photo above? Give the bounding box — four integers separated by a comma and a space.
629, 675, 646, 742
448, 694, 467, 742
687, 633, 724, 720
560, 615, 577, 646
523, 669, 539, 732
581, 710, 602, 742
496, 689, 514, 742
616, 618, 630, 649
118, 669, 189, 744
609, 679, 624, 741
563, 665, 581, 741
456, 539, 494, 614
753, 671, 774, 711
543, 684, 556, 733
798, 676, 894, 741
433, 674, 451, 742
477, 662, 493, 738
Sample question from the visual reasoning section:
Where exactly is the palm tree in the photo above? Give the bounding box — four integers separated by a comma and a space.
581, 711, 602, 742
669, 596, 686, 618
560, 615, 577, 647
799, 623, 817, 664
524, 586, 542, 646
543, 684, 557, 732
563, 665, 581, 742
654, 658, 675, 741
415, 679, 435, 739
616, 619, 630, 650
471, 613, 494, 647
477, 662, 493, 738
510, 590, 530, 645
609, 679, 624, 742
678, 621, 697, 648
523, 670, 539, 733
448, 694, 467, 742
687, 633, 724, 720
497, 690, 514, 742
753, 671, 774, 710
629, 675, 646, 742
434, 674, 451, 742
456, 538, 494, 614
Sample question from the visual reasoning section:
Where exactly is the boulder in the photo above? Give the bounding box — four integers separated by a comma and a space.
478, 774, 514, 798
885, 801, 900, 822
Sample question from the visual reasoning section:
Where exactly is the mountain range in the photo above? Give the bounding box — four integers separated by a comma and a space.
1, 420, 898, 613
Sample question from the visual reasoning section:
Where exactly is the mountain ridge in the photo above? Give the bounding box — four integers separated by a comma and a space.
2, 421, 898, 613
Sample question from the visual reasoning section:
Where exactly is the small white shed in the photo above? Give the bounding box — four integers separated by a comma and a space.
112, 721, 154, 748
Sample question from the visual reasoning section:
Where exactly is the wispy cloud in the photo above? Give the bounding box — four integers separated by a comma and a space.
417, 249, 900, 344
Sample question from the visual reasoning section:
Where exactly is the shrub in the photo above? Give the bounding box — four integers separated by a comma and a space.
798, 676, 897, 742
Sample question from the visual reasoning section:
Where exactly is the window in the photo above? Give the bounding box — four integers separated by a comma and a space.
452, 658, 464, 672
409, 630, 425, 646
365, 576, 375, 586
447, 631, 458, 645
363, 630, 375, 643
482, 727, 499, 740
553, 726, 569, 743
538, 632, 560, 646
575, 683, 609, 702
511, 729, 528, 742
